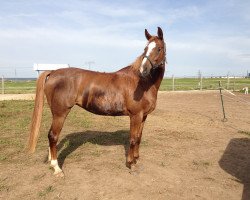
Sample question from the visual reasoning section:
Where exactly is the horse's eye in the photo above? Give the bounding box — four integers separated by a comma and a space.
158, 47, 161, 52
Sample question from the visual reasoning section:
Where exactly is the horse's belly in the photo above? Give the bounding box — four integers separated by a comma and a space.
87, 102, 125, 116
84, 93, 126, 116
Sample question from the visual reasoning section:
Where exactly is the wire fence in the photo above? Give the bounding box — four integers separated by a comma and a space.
1, 75, 250, 94
160, 76, 250, 92
217, 85, 250, 125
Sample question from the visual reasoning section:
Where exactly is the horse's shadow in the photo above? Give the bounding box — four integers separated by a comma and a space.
219, 137, 250, 200
56, 130, 129, 168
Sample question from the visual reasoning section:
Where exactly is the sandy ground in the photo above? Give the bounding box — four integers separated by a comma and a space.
0, 91, 249, 200
0, 94, 35, 101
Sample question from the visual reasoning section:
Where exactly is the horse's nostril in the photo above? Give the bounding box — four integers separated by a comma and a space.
141, 70, 149, 78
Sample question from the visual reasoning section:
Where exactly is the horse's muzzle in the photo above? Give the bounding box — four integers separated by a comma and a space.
139, 69, 150, 79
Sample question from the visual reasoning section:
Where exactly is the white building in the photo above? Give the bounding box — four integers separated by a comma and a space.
33, 63, 70, 76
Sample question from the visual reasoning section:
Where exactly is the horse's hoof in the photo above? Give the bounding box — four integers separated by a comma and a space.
129, 160, 144, 175
54, 171, 64, 178
130, 164, 136, 172
134, 158, 140, 165
126, 161, 132, 169
126, 158, 139, 169
129, 165, 139, 175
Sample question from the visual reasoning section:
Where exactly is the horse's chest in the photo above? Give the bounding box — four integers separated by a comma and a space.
144, 98, 157, 114
130, 92, 157, 115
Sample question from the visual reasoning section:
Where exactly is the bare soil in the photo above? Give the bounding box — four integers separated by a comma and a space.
0, 94, 35, 101
0, 91, 249, 200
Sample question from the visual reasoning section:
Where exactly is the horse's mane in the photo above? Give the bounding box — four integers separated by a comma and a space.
117, 54, 143, 73
131, 55, 143, 71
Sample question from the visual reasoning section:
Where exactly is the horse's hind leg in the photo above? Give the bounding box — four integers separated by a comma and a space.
48, 109, 70, 176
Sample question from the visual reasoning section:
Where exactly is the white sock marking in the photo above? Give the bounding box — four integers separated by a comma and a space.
51, 159, 62, 174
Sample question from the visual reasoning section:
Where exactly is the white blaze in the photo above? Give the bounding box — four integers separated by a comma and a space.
140, 41, 156, 73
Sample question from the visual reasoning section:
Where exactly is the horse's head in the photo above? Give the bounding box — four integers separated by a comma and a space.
140, 27, 166, 77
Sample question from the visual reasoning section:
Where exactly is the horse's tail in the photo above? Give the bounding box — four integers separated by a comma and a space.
28, 71, 52, 153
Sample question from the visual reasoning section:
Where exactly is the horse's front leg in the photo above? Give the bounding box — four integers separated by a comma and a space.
127, 113, 143, 168
134, 115, 147, 162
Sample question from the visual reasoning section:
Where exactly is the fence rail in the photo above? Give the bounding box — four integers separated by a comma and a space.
1, 77, 250, 94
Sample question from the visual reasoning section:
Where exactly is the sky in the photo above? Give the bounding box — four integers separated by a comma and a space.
0, 0, 250, 77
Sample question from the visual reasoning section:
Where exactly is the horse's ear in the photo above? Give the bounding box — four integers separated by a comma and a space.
145, 29, 152, 40
157, 27, 163, 40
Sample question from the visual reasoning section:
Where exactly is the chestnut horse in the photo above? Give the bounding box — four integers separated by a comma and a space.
28, 27, 166, 176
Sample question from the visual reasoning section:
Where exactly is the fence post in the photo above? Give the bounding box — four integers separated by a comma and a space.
227, 75, 230, 90
233, 76, 235, 91
219, 81, 227, 122
1, 75, 4, 94
172, 75, 175, 91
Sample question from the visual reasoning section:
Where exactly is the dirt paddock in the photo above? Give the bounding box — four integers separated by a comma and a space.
0, 91, 249, 199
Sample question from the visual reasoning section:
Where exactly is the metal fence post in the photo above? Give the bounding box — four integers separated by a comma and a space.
227, 75, 230, 90
200, 75, 203, 90
172, 75, 175, 91
233, 76, 235, 91
219, 81, 227, 122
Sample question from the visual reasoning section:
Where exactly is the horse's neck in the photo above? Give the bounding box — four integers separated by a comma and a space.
119, 58, 165, 90
151, 65, 165, 91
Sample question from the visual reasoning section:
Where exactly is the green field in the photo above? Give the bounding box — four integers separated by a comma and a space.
2, 80, 36, 94
1, 78, 250, 94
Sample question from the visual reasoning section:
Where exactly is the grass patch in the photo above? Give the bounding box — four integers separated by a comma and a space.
0, 184, 10, 192
0, 100, 129, 168
67, 108, 91, 129
38, 185, 54, 197
0, 138, 22, 147
192, 160, 211, 168
33, 173, 46, 182
3, 80, 36, 94
0, 178, 10, 192
90, 146, 102, 157
0, 100, 35, 133
203, 177, 215, 181
141, 139, 149, 146
160, 162, 167, 167
0, 155, 7, 161
238, 130, 250, 136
